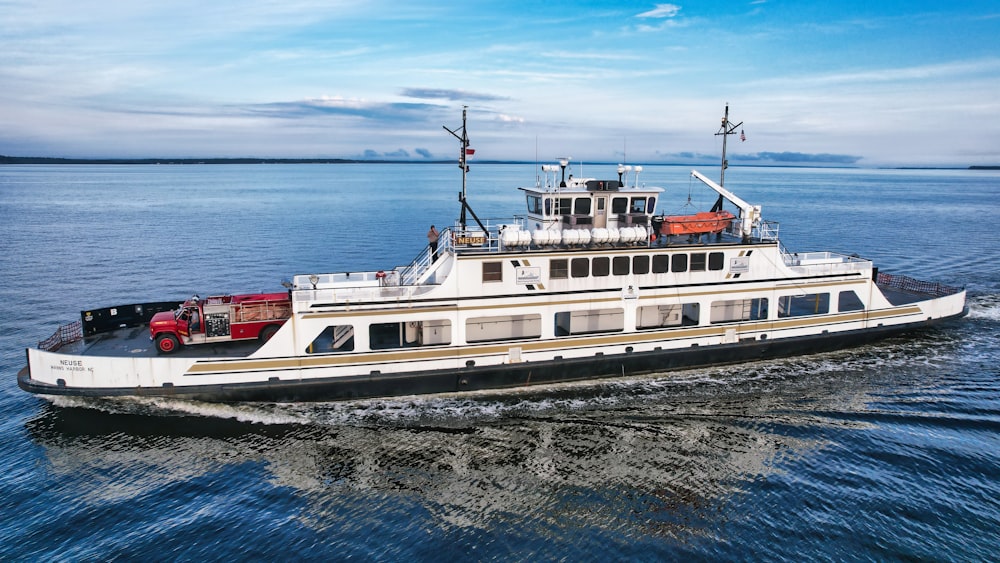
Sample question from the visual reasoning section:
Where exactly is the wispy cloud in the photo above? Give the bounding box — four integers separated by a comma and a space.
400, 88, 509, 102
733, 152, 861, 165
245, 97, 444, 121
636, 4, 681, 18
633, 3, 687, 32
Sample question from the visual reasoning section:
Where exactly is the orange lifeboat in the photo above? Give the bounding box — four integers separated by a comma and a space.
661, 210, 735, 236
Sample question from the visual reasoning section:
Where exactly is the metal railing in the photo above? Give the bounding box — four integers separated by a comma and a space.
783, 251, 872, 276
38, 320, 83, 352
876, 272, 963, 297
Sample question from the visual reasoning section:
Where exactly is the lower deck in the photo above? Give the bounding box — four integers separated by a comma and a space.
61, 326, 261, 359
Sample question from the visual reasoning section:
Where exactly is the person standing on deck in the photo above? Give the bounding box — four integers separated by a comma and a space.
427, 225, 439, 261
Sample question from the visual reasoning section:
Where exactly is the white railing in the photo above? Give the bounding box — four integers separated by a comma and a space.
291, 283, 439, 308
723, 218, 779, 242
783, 251, 872, 276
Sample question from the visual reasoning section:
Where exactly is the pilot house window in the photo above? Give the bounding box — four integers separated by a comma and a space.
527, 195, 542, 214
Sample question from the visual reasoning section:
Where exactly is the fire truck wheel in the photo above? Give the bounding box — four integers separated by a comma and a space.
156, 334, 180, 354
259, 325, 279, 342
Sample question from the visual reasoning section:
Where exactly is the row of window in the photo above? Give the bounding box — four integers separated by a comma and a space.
305, 291, 865, 353
550, 252, 727, 279
526, 194, 656, 217
484, 252, 727, 283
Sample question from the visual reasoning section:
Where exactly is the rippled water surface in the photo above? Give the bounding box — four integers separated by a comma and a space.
2, 164, 998, 560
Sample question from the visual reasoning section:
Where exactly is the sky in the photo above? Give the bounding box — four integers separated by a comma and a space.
1, 1, 999, 167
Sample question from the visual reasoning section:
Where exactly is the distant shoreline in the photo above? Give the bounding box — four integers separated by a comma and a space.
0, 155, 992, 170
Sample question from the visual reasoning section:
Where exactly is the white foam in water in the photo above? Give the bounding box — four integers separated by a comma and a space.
966, 294, 1000, 321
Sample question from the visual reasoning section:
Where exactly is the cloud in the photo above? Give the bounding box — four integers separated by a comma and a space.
657, 151, 716, 161
654, 150, 861, 165
400, 88, 509, 102
243, 96, 444, 121
495, 114, 525, 124
356, 148, 435, 160
633, 4, 686, 32
733, 152, 862, 164
636, 4, 681, 18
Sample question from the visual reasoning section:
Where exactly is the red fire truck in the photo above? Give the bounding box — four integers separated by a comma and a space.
149, 293, 292, 354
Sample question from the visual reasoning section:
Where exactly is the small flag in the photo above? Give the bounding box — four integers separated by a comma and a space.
465, 148, 475, 156
740, 129, 746, 142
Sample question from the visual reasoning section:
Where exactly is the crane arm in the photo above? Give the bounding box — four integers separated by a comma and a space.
690, 169, 762, 240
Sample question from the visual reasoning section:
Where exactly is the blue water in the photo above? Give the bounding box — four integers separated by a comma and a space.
2, 163, 999, 560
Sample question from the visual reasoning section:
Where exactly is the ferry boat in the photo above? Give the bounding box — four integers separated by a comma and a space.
18, 107, 968, 403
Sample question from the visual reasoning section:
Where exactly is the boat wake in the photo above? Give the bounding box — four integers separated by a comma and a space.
966, 292, 1000, 321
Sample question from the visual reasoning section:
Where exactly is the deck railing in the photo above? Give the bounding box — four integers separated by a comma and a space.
39, 320, 83, 352
783, 251, 872, 276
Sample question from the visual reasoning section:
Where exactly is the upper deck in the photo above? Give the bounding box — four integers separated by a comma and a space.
287, 165, 793, 309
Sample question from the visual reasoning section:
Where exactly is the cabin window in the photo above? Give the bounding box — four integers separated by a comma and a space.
647, 197, 657, 213
637, 303, 700, 329
544, 198, 553, 216
671, 254, 688, 273
527, 195, 542, 215
592, 256, 610, 277
483, 261, 503, 282
612, 256, 630, 276
838, 290, 865, 312
571, 257, 590, 278
778, 293, 830, 317
709, 252, 725, 271
574, 198, 591, 215
711, 298, 769, 323
306, 325, 355, 354
690, 253, 707, 272
612, 197, 628, 214
550, 259, 568, 279
370, 320, 452, 349
556, 198, 573, 215
630, 197, 646, 213
632, 255, 650, 275
555, 308, 624, 336
652, 254, 670, 274
467, 314, 542, 343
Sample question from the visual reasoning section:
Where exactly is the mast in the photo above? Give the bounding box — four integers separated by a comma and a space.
443, 107, 487, 233
714, 103, 743, 187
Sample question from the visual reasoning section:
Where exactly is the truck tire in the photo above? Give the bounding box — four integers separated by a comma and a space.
259, 324, 279, 342
156, 334, 180, 354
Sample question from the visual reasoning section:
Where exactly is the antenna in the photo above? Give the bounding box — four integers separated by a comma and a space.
714, 103, 743, 187
443, 107, 487, 233
443, 106, 472, 229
